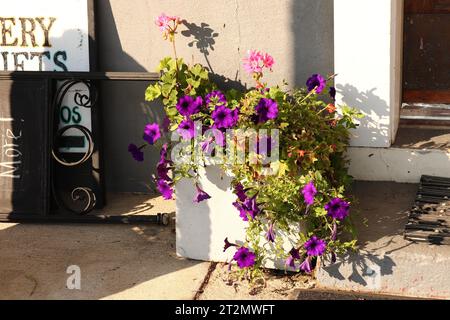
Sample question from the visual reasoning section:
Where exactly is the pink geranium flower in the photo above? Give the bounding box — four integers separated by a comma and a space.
242, 50, 275, 75
261, 52, 275, 70
155, 13, 181, 32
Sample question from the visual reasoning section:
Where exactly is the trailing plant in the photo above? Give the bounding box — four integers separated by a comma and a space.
129, 14, 363, 279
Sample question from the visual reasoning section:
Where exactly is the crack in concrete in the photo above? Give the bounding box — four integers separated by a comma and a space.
193, 262, 218, 300
234, 0, 242, 82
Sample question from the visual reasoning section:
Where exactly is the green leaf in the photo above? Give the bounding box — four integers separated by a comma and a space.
186, 78, 201, 88
145, 85, 161, 101
161, 83, 174, 97
314, 207, 328, 217
166, 106, 178, 117
157, 57, 172, 72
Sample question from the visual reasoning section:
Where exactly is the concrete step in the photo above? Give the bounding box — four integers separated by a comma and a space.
315, 181, 450, 299
348, 127, 450, 183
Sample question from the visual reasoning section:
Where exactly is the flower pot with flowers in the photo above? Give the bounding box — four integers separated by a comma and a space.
129, 14, 363, 280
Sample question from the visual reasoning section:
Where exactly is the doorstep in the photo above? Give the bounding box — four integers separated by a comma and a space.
347, 126, 450, 183
316, 181, 450, 300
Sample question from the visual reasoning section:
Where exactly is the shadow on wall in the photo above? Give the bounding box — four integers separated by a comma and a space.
292, 0, 334, 86
337, 84, 390, 145
181, 20, 246, 92
96, 0, 166, 193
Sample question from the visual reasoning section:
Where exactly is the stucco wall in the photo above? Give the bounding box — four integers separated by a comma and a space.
96, 0, 334, 193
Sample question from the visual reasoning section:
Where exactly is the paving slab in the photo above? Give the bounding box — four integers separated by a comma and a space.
0, 194, 210, 300
316, 181, 450, 299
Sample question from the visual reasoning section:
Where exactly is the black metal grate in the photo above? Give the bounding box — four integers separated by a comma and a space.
405, 175, 450, 245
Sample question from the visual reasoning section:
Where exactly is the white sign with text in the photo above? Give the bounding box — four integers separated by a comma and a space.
0, 0, 92, 153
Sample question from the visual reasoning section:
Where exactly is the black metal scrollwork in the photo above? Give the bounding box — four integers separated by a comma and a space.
51, 80, 97, 215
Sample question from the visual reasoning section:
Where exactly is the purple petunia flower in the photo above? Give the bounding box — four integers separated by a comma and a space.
128, 143, 144, 162
201, 128, 226, 154
143, 123, 161, 145
302, 181, 317, 206
211, 105, 239, 129
205, 90, 227, 107
306, 74, 327, 94
157, 143, 172, 181
193, 184, 211, 203
177, 119, 195, 140
157, 166, 171, 181
157, 178, 173, 200
329, 86, 336, 100
265, 221, 276, 243
176, 95, 203, 116
325, 198, 350, 221
285, 248, 301, 269
159, 143, 168, 164
254, 98, 278, 124
233, 183, 247, 202
299, 256, 312, 273
304, 236, 327, 257
223, 237, 237, 252
233, 247, 256, 269
233, 195, 260, 221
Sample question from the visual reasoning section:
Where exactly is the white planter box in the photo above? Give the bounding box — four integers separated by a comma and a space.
176, 165, 302, 270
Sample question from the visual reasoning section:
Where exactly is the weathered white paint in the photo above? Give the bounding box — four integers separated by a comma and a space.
1, 0, 92, 154
347, 147, 450, 183
334, 0, 404, 148
176, 165, 302, 270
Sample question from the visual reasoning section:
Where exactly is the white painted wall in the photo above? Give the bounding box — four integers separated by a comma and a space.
334, 0, 404, 148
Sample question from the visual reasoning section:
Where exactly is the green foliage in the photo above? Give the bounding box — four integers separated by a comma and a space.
145, 54, 363, 279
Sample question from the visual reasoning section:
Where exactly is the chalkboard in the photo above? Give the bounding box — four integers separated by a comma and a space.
0, 79, 49, 215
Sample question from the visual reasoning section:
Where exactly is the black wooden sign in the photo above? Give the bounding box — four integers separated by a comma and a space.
0, 78, 50, 215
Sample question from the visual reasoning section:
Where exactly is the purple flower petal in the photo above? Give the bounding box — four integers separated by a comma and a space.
306, 74, 327, 94
193, 184, 211, 203
304, 236, 327, 257
157, 179, 173, 200
299, 256, 312, 274
302, 181, 317, 206
325, 198, 350, 221
176, 95, 203, 117
254, 98, 278, 124
233, 183, 247, 202
329, 86, 336, 100
285, 248, 301, 269
223, 237, 237, 252
177, 119, 195, 140
205, 90, 227, 107
265, 221, 276, 243
233, 247, 256, 269
211, 105, 239, 129
143, 123, 161, 145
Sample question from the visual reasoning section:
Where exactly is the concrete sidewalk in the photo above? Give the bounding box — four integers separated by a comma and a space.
317, 182, 450, 299
0, 194, 311, 300
0, 185, 448, 300
0, 194, 210, 300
